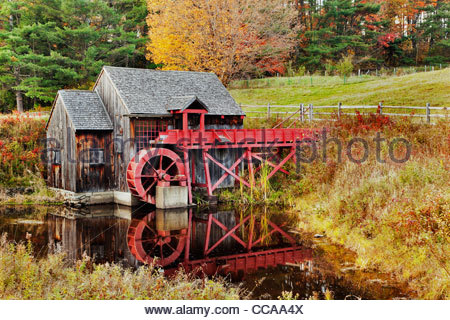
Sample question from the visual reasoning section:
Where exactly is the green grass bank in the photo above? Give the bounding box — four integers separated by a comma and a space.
230, 68, 450, 107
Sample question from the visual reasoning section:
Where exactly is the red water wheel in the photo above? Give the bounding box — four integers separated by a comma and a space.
127, 148, 187, 204
127, 212, 187, 267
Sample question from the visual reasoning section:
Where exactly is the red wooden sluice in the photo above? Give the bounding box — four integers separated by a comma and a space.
126, 105, 320, 205
126, 128, 319, 205
167, 246, 313, 277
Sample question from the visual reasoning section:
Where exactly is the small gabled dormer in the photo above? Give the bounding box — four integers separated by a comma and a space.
166, 95, 209, 132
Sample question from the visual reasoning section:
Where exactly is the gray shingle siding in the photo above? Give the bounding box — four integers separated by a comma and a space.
102, 66, 244, 116
58, 90, 113, 131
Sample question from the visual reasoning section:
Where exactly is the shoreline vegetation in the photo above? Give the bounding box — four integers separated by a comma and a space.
0, 112, 62, 205
220, 113, 449, 299
0, 234, 241, 299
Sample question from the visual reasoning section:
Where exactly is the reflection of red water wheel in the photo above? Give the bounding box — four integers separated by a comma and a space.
127, 212, 187, 267
127, 148, 186, 204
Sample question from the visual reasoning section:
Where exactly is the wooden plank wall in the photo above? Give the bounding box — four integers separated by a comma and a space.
46, 98, 77, 192
75, 131, 113, 193
94, 71, 134, 192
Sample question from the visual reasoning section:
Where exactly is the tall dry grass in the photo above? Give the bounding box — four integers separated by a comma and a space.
291, 115, 449, 298
0, 234, 241, 300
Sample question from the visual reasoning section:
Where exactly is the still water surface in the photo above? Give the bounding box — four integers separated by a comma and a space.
0, 205, 411, 299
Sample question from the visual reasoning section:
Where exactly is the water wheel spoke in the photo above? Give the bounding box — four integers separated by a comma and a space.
147, 160, 158, 174
164, 176, 182, 181
143, 223, 156, 235
159, 243, 164, 258
140, 238, 157, 243
159, 155, 163, 171
164, 160, 176, 173
144, 180, 157, 194
165, 242, 176, 252
139, 174, 157, 178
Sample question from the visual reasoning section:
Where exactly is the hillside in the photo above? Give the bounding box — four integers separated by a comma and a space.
229, 68, 450, 107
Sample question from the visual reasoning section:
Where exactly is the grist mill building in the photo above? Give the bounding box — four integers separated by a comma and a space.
46, 66, 245, 206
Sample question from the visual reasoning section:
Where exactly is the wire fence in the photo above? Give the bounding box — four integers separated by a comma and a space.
229, 65, 448, 89
242, 103, 449, 125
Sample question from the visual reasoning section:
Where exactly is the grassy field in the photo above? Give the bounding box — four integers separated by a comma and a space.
229, 68, 450, 107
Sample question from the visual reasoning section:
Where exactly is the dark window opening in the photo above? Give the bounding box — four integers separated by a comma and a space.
89, 148, 104, 165
134, 119, 168, 151
50, 149, 61, 165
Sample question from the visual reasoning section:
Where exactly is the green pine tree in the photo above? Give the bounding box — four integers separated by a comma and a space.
420, 0, 450, 65
0, 0, 148, 112
298, 0, 382, 72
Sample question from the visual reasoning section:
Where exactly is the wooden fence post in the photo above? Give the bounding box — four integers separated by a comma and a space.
338, 102, 342, 120
309, 104, 313, 122
379, 102, 383, 115
426, 103, 431, 124
267, 103, 271, 120
300, 103, 304, 122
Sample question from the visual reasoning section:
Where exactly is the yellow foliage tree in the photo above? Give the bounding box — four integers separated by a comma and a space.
146, 0, 298, 85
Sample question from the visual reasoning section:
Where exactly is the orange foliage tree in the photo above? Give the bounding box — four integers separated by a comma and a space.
381, 0, 438, 36
145, 0, 298, 84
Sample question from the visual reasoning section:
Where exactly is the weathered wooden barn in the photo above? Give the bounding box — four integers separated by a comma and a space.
46, 66, 245, 206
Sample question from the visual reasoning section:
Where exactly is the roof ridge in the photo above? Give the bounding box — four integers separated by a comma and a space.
103, 65, 216, 75
59, 89, 94, 93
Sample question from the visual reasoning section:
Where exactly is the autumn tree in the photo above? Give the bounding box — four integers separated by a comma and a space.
145, 0, 298, 84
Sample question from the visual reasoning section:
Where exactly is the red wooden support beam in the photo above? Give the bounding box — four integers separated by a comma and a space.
202, 150, 213, 196
267, 220, 296, 245
248, 215, 254, 251
182, 113, 188, 132
210, 152, 247, 192
266, 148, 296, 180
205, 216, 250, 255
204, 152, 251, 189
246, 148, 254, 185
184, 209, 193, 262
252, 154, 290, 175
200, 113, 205, 132
203, 214, 212, 255
183, 150, 192, 204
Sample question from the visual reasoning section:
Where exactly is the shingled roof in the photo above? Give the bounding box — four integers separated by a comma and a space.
99, 66, 244, 116
54, 90, 113, 131
165, 95, 208, 112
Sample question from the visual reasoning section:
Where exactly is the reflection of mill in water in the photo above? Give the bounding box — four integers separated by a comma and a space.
127, 208, 312, 276
47, 213, 138, 266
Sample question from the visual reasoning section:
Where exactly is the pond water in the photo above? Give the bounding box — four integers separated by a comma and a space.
0, 205, 411, 300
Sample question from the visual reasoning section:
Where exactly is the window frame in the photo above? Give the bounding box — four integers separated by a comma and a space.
49, 149, 61, 166
134, 119, 168, 151
88, 148, 105, 166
